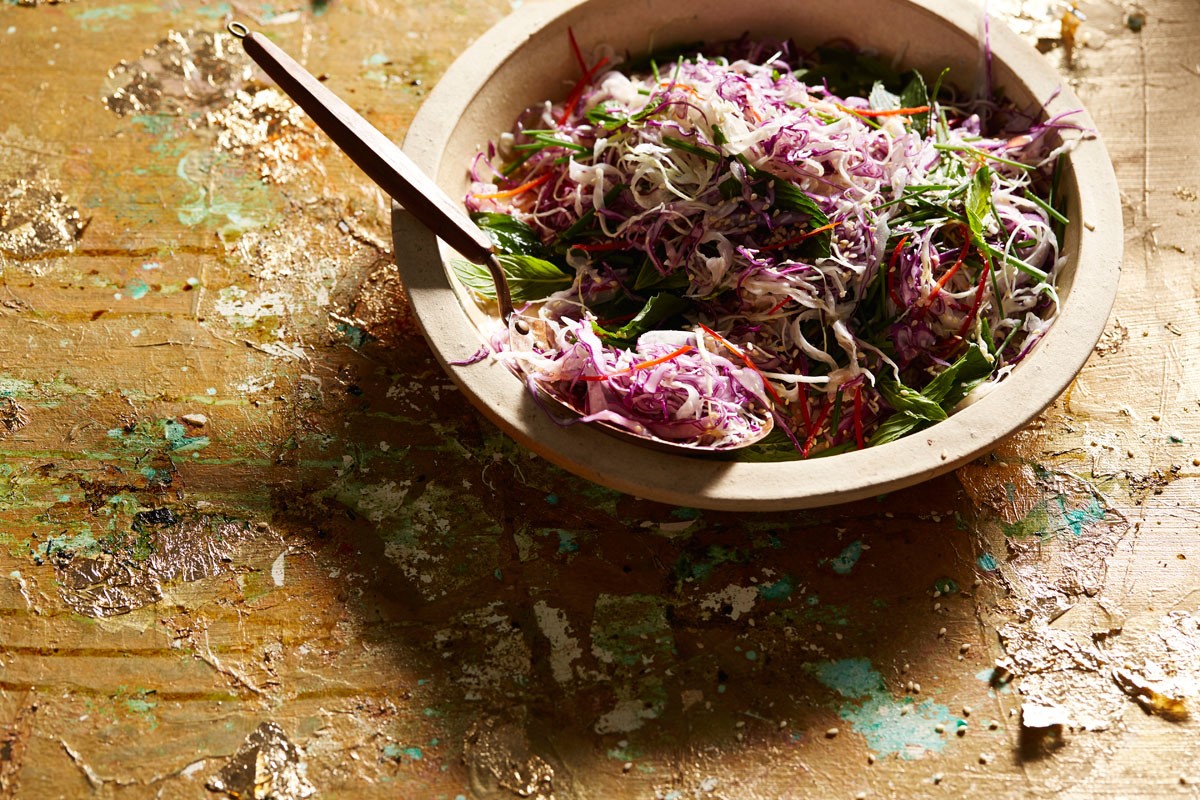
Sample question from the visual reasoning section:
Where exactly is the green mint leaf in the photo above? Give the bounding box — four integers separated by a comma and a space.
922, 343, 994, 408
450, 255, 573, 303
867, 411, 924, 446
869, 80, 901, 112
900, 70, 929, 134
965, 165, 993, 246
470, 212, 549, 258
595, 292, 690, 345
877, 378, 948, 422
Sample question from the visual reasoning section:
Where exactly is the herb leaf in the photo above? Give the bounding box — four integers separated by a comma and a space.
877, 378, 948, 422
451, 255, 573, 303
921, 342, 994, 408
900, 70, 929, 134
595, 292, 691, 345
771, 180, 830, 225
869, 81, 901, 112
965, 165, 993, 246
471, 212, 549, 258
868, 411, 924, 446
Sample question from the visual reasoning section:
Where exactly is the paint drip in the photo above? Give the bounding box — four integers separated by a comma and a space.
103, 31, 253, 118
207, 722, 316, 800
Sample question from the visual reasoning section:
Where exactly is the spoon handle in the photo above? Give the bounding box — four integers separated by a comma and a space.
228, 22, 514, 316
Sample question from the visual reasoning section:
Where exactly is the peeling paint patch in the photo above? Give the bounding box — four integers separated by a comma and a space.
533, 601, 582, 684
103, 31, 252, 118
701, 583, 758, 621
463, 717, 556, 800
53, 514, 252, 617
0, 175, 86, 258
831, 539, 863, 575
0, 397, 30, 436
812, 658, 955, 759
207, 722, 315, 800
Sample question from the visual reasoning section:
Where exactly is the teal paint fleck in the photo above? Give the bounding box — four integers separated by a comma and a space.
812, 658, 885, 698
977, 552, 998, 571
544, 493, 558, 505
70, 4, 156, 31
423, 707, 442, 717
162, 420, 209, 452
671, 507, 700, 520
831, 540, 863, 575
195, 1, 232, 18
806, 594, 820, 606
717, 684, 726, 693
841, 695, 954, 759
745, 650, 758, 661
364, 52, 390, 66
1060, 496, 1105, 537
975, 667, 1011, 693
758, 575, 794, 601
494, 568, 503, 581
402, 747, 423, 761
141, 261, 161, 271
125, 278, 150, 300
812, 659, 954, 759
556, 530, 579, 554
336, 322, 371, 350
933, 577, 958, 594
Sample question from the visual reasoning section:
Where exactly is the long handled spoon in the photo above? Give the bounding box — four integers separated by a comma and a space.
226, 21, 773, 452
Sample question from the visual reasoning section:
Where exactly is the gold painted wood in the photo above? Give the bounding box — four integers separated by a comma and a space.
1, 0, 1198, 797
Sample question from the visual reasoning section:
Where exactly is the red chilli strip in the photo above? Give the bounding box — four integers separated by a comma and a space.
471, 172, 553, 200
926, 229, 972, 303
801, 393, 835, 458
766, 295, 792, 316
836, 103, 931, 118
578, 344, 695, 381
853, 385, 865, 450
887, 234, 910, 307
567, 240, 629, 252
696, 323, 785, 408
558, 55, 611, 125
566, 27, 586, 73
956, 250, 993, 339
759, 220, 839, 251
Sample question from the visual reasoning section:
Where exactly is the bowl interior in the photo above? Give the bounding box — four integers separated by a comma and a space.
397, 0, 1120, 510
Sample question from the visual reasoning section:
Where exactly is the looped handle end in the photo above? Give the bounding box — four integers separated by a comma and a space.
226, 21, 249, 39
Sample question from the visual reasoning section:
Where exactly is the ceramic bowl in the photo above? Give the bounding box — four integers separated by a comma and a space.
395, 0, 1120, 510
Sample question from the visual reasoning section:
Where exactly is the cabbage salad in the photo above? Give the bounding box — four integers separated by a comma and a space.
453, 37, 1076, 457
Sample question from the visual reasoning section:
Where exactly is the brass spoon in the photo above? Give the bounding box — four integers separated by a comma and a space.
226, 22, 773, 453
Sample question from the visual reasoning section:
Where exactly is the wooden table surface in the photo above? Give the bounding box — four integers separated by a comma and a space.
1, 0, 1197, 797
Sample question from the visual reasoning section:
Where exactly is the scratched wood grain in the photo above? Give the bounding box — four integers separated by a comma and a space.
1, 0, 1199, 798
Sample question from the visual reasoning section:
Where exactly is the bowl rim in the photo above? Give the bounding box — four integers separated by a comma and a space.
396, 0, 1122, 510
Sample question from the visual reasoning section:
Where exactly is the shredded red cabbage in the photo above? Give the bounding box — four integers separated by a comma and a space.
458, 37, 1078, 456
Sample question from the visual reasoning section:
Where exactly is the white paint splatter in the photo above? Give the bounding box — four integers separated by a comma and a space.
701, 583, 759, 621
533, 601, 583, 684
271, 551, 286, 587
355, 480, 411, 522
594, 698, 659, 734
